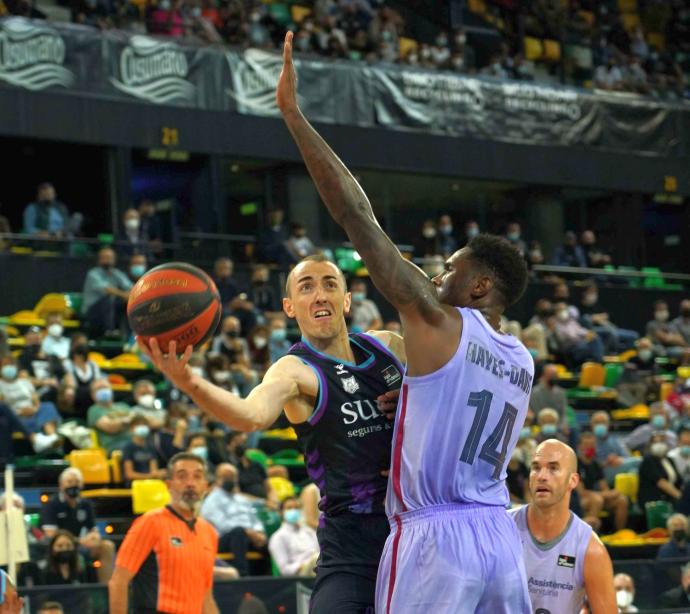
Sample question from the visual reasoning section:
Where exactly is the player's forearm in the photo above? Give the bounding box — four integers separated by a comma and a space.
107, 578, 129, 614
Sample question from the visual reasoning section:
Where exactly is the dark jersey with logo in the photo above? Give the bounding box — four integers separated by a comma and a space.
290, 333, 404, 516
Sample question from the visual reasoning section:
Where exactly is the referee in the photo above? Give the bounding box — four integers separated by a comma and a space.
108, 452, 219, 614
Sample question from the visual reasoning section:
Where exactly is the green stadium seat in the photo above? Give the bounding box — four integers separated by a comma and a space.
604, 363, 624, 387
246, 448, 270, 468
268, 3, 292, 25
617, 266, 640, 288
645, 500, 673, 529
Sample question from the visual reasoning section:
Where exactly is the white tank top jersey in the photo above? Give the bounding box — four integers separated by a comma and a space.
509, 505, 593, 614
387, 307, 534, 515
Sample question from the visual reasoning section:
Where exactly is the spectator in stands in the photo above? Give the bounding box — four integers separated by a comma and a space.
37, 602, 64, 614
552, 231, 587, 268
186, 432, 211, 465
41, 467, 115, 583
23, 182, 70, 238
580, 230, 611, 268
200, 463, 267, 577
522, 299, 552, 361
349, 278, 383, 332
661, 561, 690, 607
258, 209, 290, 264
37, 529, 97, 585
413, 220, 442, 258
504, 222, 527, 256
268, 496, 319, 577
121, 416, 165, 485
41, 314, 70, 361
116, 208, 151, 261
613, 573, 637, 613
127, 253, 148, 282
626, 404, 678, 452
249, 265, 280, 314
646, 300, 689, 361
552, 301, 605, 364
0, 212, 11, 252
268, 316, 291, 365
137, 199, 163, 246
225, 432, 278, 507
506, 447, 530, 505
617, 336, 662, 406
151, 402, 188, 466
436, 214, 457, 257
535, 408, 567, 445
515, 417, 538, 466
19, 326, 64, 403
579, 283, 638, 352
657, 513, 690, 560
530, 364, 568, 426
131, 379, 165, 429
285, 223, 318, 262
460, 220, 480, 247
594, 56, 624, 90
669, 428, 690, 485
590, 411, 637, 482
0, 400, 59, 464
210, 317, 258, 395
211, 258, 256, 333
0, 356, 61, 438
246, 324, 270, 373
63, 341, 101, 419
672, 300, 690, 346
577, 431, 628, 530
481, 53, 509, 79
638, 432, 682, 511
526, 240, 545, 273
86, 377, 132, 455
82, 246, 132, 338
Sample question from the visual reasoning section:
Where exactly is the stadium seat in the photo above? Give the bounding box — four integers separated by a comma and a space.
467, 0, 487, 16
270, 448, 304, 467
33, 293, 72, 319
524, 37, 543, 62
604, 363, 624, 387
646, 32, 665, 51
290, 4, 310, 23
660, 381, 674, 402
132, 479, 171, 514
68, 449, 111, 484
399, 37, 418, 59
578, 362, 605, 388
621, 13, 641, 32
617, 0, 637, 12
110, 449, 123, 484
268, 3, 292, 25
268, 476, 296, 501
246, 448, 270, 468
645, 500, 673, 530
543, 40, 561, 62
614, 473, 639, 503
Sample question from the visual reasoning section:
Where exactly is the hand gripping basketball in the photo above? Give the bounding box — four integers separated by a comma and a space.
138, 337, 195, 393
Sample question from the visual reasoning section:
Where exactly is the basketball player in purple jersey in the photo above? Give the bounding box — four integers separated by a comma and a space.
139, 254, 406, 613
509, 440, 616, 613
277, 31, 533, 613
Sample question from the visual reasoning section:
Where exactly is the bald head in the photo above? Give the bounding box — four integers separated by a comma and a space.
284, 255, 346, 297
534, 439, 577, 473
215, 463, 237, 484
529, 439, 579, 510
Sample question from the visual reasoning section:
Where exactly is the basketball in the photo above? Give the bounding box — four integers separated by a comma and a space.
127, 262, 222, 352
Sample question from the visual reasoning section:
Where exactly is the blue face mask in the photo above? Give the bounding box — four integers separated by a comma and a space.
1, 365, 17, 380
130, 264, 146, 278
191, 446, 208, 460
95, 388, 113, 404
134, 425, 150, 439
519, 427, 531, 440
682, 446, 690, 458
270, 328, 287, 342
507, 231, 520, 241
541, 424, 557, 435
284, 508, 301, 524
466, 226, 479, 238
651, 415, 665, 429
351, 292, 366, 302
593, 424, 608, 438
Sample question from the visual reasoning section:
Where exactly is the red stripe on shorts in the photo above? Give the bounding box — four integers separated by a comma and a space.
392, 383, 408, 512
386, 515, 403, 614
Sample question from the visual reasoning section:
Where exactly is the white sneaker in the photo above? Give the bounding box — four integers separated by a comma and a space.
33, 432, 59, 453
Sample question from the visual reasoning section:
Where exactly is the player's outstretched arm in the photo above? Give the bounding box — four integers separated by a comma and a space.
139, 339, 307, 431
276, 32, 444, 327
583, 533, 617, 614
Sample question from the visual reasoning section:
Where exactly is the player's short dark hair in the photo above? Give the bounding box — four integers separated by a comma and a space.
284, 254, 347, 297
467, 234, 528, 307
38, 602, 64, 614
167, 452, 207, 478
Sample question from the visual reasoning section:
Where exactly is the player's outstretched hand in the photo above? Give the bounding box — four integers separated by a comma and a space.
276, 31, 298, 113
137, 338, 195, 392
377, 389, 400, 421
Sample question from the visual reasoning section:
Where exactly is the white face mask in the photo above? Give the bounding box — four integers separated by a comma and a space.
616, 589, 633, 608
253, 337, 267, 349
190, 366, 204, 378
214, 371, 231, 383
557, 309, 570, 322
48, 323, 63, 338
651, 442, 668, 457
137, 394, 155, 409
125, 217, 140, 232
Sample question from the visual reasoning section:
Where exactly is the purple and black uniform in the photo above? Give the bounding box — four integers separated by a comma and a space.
289, 332, 404, 613
377, 307, 534, 613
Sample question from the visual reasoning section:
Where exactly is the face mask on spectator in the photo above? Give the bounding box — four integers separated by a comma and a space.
651, 442, 668, 457
95, 388, 113, 404
541, 424, 557, 436
455, 33, 466, 45
439, 224, 453, 235
48, 324, 63, 338
638, 349, 653, 361
253, 336, 267, 350
529, 249, 542, 260
134, 425, 150, 439
673, 528, 687, 542
214, 371, 231, 383
191, 446, 208, 460
54, 550, 76, 565
125, 218, 140, 232
159, 0, 170, 9
190, 366, 204, 377
234, 444, 246, 458
270, 328, 287, 342
422, 227, 436, 239
224, 330, 238, 339
284, 508, 301, 525
507, 231, 520, 241
408, 53, 418, 64
616, 590, 633, 609
435, 35, 448, 47
593, 424, 608, 438
557, 309, 570, 322
1, 365, 17, 380
466, 226, 479, 238
682, 446, 690, 457
130, 264, 146, 278
682, 308, 690, 318
221, 479, 236, 493
191, 6, 201, 17
582, 294, 597, 307
655, 310, 669, 322
519, 427, 531, 440
64, 485, 81, 499
651, 415, 665, 429
351, 292, 366, 302
137, 394, 155, 409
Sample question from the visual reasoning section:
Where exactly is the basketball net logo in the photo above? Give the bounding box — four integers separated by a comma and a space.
0, 18, 75, 91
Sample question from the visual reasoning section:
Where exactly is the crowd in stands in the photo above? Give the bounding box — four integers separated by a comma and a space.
0, 0, 688, 99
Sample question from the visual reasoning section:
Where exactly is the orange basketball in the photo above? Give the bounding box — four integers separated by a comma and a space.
127, 262, 222, 353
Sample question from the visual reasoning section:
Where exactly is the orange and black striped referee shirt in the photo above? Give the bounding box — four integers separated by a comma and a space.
116, 505, 218, 614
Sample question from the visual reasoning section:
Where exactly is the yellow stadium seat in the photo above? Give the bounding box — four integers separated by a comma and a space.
268, 476, 296, 502
69, 449, 111, 484
614, 472, 639, 503
524, 37, 543, 61
543, 39, 561, 62
647, 32, 665, 51
33, 293, 70, 319
678, 366, 690, 379
617, 0, 637, 13
290, 4, 311, 23
467, 0, 486, 15
398, 37, 418, 59
578, 10, 594, 26
132, 479, 170, 514
621, 13, 641, 31
110, 449, 123, 484
578, 362, 605, 388
88, 352, 108, 366
660, 382, 674, 402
